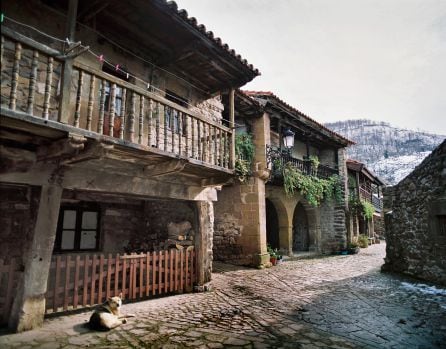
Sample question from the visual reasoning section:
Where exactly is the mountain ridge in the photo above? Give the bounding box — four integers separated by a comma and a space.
325, 119, 445, 185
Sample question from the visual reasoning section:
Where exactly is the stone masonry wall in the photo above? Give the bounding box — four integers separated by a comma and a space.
0, 184, 40, 262
213, 183, 251, 265
383, 140, 446, 285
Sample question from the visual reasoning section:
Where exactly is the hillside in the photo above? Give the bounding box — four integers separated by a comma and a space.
325, 120, 445, 185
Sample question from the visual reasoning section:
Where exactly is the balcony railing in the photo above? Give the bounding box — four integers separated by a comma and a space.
266, 145, 338, 181
0, 29, 233, 171
358, 187, 383, 213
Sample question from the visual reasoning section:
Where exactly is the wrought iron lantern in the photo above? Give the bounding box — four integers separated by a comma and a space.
282, 128, 295, 149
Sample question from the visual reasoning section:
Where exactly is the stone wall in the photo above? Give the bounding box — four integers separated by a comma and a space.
383, 140, 446, 285
0, 184, 40, 261
374, 215, 385, 238
213, 182, 252, 265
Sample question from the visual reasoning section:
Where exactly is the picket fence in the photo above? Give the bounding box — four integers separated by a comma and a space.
0, 248, 195, 324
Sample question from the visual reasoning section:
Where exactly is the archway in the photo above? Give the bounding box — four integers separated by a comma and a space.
266, 198, 280, 249
293, 202, 309, 251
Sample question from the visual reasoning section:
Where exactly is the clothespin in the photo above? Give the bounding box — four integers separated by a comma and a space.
147, 83, 150, 90
126, 73, 129, 79
98, 54, 104, 63
0, 13, 4, 23
115, 64, 120, 72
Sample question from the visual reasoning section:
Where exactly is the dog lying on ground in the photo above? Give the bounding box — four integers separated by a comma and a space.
88, 294, 135, 331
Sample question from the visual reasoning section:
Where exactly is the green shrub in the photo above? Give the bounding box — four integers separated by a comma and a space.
358, 234, 369, 248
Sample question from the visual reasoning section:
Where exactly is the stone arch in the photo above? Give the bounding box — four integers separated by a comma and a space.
292, 199, 319, 252
266, 199, 280, 249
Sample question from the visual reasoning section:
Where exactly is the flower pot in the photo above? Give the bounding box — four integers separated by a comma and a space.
270, 257, 277, 266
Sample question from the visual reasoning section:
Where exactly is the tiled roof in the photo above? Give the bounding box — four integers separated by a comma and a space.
347, 159, 385, 185
243, 91, 355, 145
161, 1, 260, 76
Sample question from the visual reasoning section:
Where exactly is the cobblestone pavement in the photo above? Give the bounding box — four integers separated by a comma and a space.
1, 243, 445, 349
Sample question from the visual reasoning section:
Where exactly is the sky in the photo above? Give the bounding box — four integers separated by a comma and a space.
177, 0, 446, 135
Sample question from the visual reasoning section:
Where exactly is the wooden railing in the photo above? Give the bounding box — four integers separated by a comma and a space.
0, 249, 195, 322
266, 145, 338, 180
0, 29, 233, 170
359, 187, 383, 213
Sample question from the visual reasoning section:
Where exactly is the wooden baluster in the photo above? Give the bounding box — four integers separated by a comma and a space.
74, 71, 83, 127
224, 131, 228, 168
155, 102, 160, 148
27, 50, 39, 114
0, 36, 4, 72
129, 92, 136, 142
184, 115, 189, 158
119, 88, 127, 139
214, 126, 218, 165
164, 106, 168, 151
98, 79, 106, 134
202, 122, 207, 162
171, 110, 176, 153
197, 120, 201, 160
219, 128, 223, 167
86, 75, 95, 131
9, 42, 22, 111
108, 83, 116, 136
43, 57, 53, 120
178, 112, 183, 156
191, 117, 195, 159
208, 124, 213, 164
139, 95, 144, 144
147, 99, 153, 146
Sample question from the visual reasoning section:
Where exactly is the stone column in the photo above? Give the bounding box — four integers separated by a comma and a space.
195, 201, 214, 285
9, 184, 63, 332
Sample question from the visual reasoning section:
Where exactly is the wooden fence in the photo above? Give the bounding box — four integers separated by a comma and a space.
0, 248, 195, 322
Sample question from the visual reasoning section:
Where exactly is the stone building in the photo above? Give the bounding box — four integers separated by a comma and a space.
213, 91, 354, 266
383, 140, 446, 285
0, 0, 259, 331
346, 159, 385, 242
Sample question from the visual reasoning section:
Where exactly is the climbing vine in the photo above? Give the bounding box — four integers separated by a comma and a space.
349, 197, 375, 220
281, 162, 343, 207
235, 133, 255, 182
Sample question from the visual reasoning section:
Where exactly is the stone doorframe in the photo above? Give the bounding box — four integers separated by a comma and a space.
265, 187, 320, 256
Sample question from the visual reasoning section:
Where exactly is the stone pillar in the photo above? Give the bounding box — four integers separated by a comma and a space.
195, 201, 214, 285
9, 184, 63, 332
279, 224, 293, 255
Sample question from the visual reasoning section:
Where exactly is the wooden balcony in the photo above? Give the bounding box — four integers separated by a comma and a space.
0, 29, 234, 180
266, 145, 338, 182
359, 187, 383, 213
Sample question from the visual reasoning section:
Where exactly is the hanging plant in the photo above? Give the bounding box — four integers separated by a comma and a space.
282, 162, 343, 207
308, 155, 320, 170
234, 133, 255, 182
349, 197, 375, 221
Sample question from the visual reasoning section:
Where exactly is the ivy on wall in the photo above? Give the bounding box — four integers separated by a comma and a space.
282, 162, 343, 207
349, 197, 375, 220
235, 133, 255, 183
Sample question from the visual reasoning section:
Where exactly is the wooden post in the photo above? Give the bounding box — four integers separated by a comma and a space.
8, 185, 63, 332
229, 88, 235, 169
195, 201, 213, 286
58, 0, 79, 123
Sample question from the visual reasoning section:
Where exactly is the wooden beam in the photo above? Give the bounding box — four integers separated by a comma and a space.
229, 88, 235, 169
0, 145, 36, 174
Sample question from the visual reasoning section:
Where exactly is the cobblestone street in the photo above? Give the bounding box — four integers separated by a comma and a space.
1, 243, 445, 349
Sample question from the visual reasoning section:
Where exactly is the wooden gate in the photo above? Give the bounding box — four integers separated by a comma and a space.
0, 248, 196, 322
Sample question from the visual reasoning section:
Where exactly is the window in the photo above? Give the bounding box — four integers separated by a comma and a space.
55, 207, 100, 252
165, 90, 188, 135
101, 63, 130, 117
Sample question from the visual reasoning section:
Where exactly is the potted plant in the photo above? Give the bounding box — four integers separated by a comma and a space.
347, 242, 360, 254
267, 245, 278, 266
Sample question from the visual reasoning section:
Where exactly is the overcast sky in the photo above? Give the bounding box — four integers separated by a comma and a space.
177, 0, 446, 135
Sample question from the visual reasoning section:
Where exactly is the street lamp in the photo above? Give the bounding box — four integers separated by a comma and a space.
282, 128, 295, 150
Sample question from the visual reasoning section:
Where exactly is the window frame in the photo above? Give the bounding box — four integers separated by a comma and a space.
54, 205, 101, 253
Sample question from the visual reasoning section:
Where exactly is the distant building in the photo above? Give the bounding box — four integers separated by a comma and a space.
383, 140, 446, 285
346, 159, 385, 242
